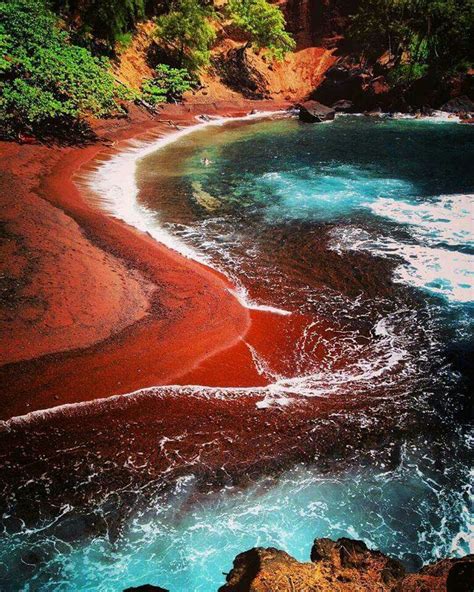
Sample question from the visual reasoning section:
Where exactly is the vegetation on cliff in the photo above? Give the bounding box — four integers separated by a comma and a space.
0, 0, 294, 137
141, 64, 193, 103
0, 0, 129, 138
350, 0, 473, 87
2, 0, 472, 138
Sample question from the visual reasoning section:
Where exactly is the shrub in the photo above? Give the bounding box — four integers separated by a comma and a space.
142, 64, 194, 104
0, 0, 127, 137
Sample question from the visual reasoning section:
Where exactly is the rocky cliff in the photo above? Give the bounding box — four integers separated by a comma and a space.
219, 538, 474, 592
122, 537, 473, 591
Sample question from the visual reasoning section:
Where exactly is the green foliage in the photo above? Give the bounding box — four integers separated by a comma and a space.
54, 0, 146, 48
0, 0, 127, 136
142, 64, 194, 103
350, 0, 474, 85
115, 32, 134, 52
227, 0, 295, 60
155, 0, 217, 70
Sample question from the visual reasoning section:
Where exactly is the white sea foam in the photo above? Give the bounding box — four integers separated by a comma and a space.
0, 114, 453, 425
330, 226, 474, 303
366, 194, 474, 247
80, 110, 289, 314
389, 111, 461, 123
229, 288, 292, 316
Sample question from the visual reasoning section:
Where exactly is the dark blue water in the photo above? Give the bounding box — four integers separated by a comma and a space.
1, 116, 472, 591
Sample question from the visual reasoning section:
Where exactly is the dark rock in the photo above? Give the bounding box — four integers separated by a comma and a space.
310, 537, 337, 562
312, 62, 367, 108
332, 99, 354, 112
401, 555, 474, 591
441, 95, 474, 114
123, 586, 169, 592
447, 558, 474, 591
297, 100, 335, 123
337, 538, 369, 567
218, 547, 296, 591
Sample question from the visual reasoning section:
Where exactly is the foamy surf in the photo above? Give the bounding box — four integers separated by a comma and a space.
330, 226, 474, 304
79, 110, 289, 314
366, 194, 474, 247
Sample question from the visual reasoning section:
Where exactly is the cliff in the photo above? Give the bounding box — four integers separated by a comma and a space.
111, 1, 362, 103
112, 0, 473, 113
220, 538, 474, 592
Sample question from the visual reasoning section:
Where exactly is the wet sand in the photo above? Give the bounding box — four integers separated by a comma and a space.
0, 101, 293, 420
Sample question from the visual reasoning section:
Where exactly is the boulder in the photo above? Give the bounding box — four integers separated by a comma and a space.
441, 95, 474, 114
332, 99, 354, 112
297, 100, 335, 123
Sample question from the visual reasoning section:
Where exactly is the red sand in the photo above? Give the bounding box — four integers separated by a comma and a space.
0, 101, 293, 420
0, 103, 410, 524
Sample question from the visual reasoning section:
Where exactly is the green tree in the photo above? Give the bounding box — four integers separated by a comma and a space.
0, 0, 127, 137
154, 0, 216, 70
54, 0, 146, 48
142, 64, 194, 103
226, 0, 295, 60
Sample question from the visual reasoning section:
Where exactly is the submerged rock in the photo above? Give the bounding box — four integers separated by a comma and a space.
219, 538, 474, 591
297, 100, 335, 122
123, 586, 169, 591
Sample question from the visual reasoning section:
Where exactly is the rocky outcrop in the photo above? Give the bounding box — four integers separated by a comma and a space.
214, 45, 270, 100
123, 586, 169, 592
310, 57, 396, 112
297, 100, 335, 122
441, 95, 474, 116
311, 54, 474, 114
119, 538, 473, 591
219, 538, 474, 592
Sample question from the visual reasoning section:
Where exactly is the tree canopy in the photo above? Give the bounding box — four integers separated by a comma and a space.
350, 0, 474, 85
0, 0, 127, 137
227, 0, 296, 60
155, 0, 217, 70
54, 0, 146, 48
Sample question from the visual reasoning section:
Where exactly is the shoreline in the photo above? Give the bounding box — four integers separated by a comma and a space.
0, 100, 292, 421
79, 108, 291, 313
1, 104, 471, 585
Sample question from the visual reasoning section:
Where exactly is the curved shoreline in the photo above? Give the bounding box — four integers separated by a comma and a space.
80, 109, 293, 315
0, 102, 291, 421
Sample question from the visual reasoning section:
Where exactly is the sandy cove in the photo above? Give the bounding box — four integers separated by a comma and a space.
0, 100, 295, 421
0, 101, 448, 539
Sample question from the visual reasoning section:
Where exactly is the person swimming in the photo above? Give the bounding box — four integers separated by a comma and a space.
201, 157, 211, 166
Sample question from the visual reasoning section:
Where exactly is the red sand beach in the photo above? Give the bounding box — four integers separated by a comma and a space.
0, 101, 296, 420
0, 101, 427, 535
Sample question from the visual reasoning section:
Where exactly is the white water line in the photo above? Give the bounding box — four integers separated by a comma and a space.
81, 109, 292, 315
